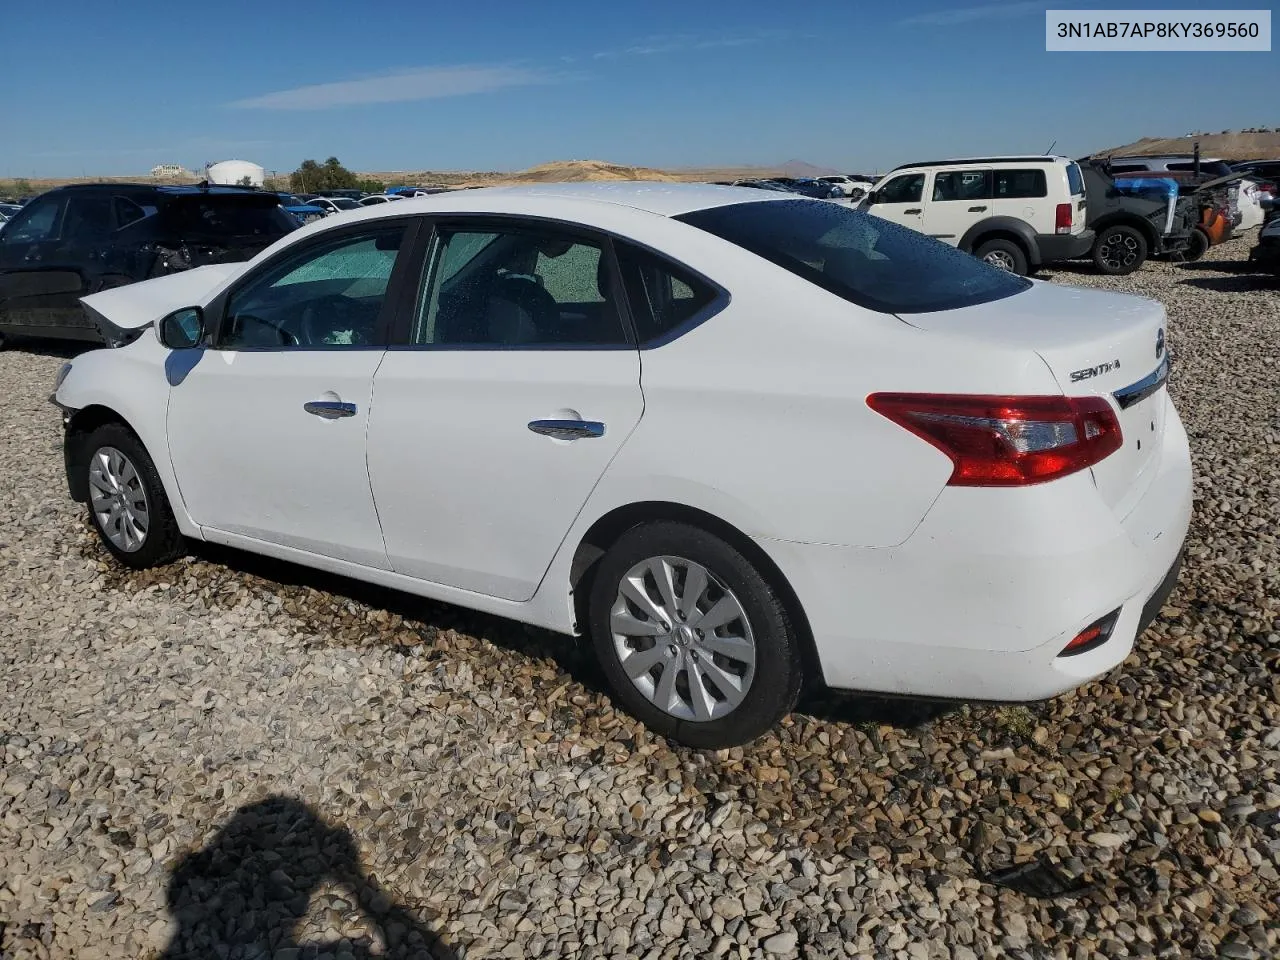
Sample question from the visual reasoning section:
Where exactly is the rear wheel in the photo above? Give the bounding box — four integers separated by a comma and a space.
587, 521, 803, 748
1184, 228, 1210, 262
974, 239, 1029, 275
1093, 225, 1148, 275
82, 423, 185, 569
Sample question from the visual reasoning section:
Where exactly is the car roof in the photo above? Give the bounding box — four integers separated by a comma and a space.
1108, 155, 1227, 163
403, 181, 794, 217
890, 155, 1072, 172
46, 183, 266, 197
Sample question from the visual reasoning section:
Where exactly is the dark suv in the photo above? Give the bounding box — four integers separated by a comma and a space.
0, 184, 297, 346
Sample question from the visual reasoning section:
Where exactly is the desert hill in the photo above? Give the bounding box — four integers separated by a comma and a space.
1094, 130, 1280, 161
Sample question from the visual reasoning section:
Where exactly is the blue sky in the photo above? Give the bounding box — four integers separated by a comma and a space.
2, 0, 1274, 177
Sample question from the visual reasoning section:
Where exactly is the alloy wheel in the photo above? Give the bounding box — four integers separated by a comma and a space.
609, 555, 756, 722
1100, 232, 1140, 270
984, 250, 1017, 272
88, 446, 150, 552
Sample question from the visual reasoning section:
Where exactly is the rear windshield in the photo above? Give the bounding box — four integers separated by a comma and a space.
158, 196, 296, 239
676, 199, 1030, 314
1066, 162, 1085, 196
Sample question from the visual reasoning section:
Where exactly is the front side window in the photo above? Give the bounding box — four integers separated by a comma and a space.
2, 195, 66, 243
993, 169, 1048, 199
677, 199, 1030, 315
932, 170, 991, 202
218, 226, 405, 349
876, 174, 924, 204
614, 242, 720, 344
413, 224, 628, 347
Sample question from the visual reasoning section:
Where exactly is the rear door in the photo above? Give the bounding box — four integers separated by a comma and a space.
991, 167, 1051, 233
866, 172, 926, 233
922, 167, 992, 246
366, 217, 644, 601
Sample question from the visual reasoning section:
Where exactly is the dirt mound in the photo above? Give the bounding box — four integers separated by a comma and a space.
506, 160, 679, 183
1094, 130, 1280, 161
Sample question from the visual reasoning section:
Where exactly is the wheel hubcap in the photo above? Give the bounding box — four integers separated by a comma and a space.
984, 250, 1016, 271
610, 555, 756, 722
88, 446, 149, 552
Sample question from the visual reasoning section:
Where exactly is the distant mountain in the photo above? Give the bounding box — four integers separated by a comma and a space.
775, 159, 842, 178
1093, 131, 1280, 161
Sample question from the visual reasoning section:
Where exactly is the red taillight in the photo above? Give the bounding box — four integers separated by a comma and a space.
866, 393, 1123, 486
1055, 202, 1073, 234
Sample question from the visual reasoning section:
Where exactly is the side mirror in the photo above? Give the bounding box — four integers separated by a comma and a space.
158, 307, 204, 349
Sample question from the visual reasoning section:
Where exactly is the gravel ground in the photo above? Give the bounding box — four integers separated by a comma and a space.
1, 234, 1277, 960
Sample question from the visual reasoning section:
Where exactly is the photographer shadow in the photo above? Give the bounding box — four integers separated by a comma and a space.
160, 795, 455, 960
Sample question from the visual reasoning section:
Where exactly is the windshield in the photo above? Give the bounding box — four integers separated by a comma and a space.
676, 199, 1031, 314
159, 196, 296, 239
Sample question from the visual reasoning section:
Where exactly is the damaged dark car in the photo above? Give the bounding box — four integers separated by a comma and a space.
0, 183, 297, 346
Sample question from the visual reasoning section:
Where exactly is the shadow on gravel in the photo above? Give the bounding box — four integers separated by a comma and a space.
1177, 274, 1278, 293
160, 795, 455, 960
795, 691, 958, 730
0, 336, 95, 359
182, 540, 616, 699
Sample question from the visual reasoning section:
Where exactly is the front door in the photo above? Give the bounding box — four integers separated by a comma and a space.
0, 192, 82, 334
865, 172, 926, 233
166, 222, 411, 568
367, 219, 645, 602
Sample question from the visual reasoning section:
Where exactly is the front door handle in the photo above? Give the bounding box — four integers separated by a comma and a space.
528, 419, 605, 440
304, 400, 357, 420
904, 208, 923, 215
968, 205, 988, 212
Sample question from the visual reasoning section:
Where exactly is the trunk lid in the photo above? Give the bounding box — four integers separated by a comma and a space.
897, 281, 1169, 514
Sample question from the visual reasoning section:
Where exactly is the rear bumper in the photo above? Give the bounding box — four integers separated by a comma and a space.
758, 395, 1193, 702
1035, 230, 1095, 263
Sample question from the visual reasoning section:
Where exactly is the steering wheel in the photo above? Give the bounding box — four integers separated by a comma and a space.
299, 294, 368, 347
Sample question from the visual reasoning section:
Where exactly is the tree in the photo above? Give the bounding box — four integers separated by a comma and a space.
237, 175, 255, 187
290, 156, 361, 193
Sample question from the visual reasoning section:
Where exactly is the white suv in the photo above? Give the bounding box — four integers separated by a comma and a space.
863, 156, 1093, 274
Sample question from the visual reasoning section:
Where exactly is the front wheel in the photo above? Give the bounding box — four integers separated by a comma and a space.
1093, 225, 1148, 275
82, 423, 185, 569
974, 239, 1029, 275
587, 521, 803, 748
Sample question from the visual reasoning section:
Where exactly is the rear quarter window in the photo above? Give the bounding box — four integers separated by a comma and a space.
676, 199, 1030, 315
993, 169, 1048, 199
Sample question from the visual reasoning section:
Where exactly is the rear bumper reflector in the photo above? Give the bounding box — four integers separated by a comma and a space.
1058, 608, 1121, 658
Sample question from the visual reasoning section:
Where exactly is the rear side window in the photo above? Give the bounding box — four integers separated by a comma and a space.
614, 242, 720, 344
676, 199, 1030, 315
932, 170, 991, 201
994, 169, 1047, 199
114, 197, 148, 228
1066, 162, 1085, 196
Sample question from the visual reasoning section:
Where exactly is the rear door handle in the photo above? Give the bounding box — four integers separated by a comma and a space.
304, 400, 357, 420
528, 419, 605, 440
904, 208, 923, 215
968, 205, 988, 212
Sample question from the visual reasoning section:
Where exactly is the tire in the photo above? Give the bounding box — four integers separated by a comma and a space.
974, 238, 1029, 275
1092, 225, 1148, 275
82, 423, 185, 569
586, 521, 803, 749
1184, 228, 1210, 262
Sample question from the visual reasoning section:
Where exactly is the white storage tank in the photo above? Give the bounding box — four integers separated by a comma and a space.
205, 159, 265, 187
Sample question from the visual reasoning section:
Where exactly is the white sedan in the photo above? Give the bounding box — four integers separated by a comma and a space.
55, 183, 1192, 748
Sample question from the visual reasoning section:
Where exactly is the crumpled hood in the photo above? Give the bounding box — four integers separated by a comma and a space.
80, 263, 239, 332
